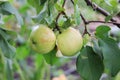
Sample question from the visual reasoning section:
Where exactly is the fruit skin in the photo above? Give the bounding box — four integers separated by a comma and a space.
57, 27, 83, 56
29, 25, 56, 54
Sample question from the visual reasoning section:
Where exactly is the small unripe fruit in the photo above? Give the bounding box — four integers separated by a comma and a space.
57, 27, 83, 56
29, 25, 56, 54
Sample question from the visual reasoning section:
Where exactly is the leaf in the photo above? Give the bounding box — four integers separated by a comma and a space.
5, 59, 14, 80
0, 2, 23, 25
74, 4, 81, 25
95, 25, 111, 38
32, 3, 47, 23
109, 0, 118, 7
43, 48, 59, 65
83, 34, 90, 45
92, 40, 103, 59
74, 0, 78, 4
0, 50, 5, 80
55, 3, 65, 12
45, 15, 54, 25
0, 27, 17, 40
62, 18, 72, 29
16, 45, 29, 60
35, 54, 44, 69
18, 60, 33, 78
27, 0, 47, 13
0, 14, 4, 24
104, 0, 112, 6
0, 29, 16, 59
105, 15, 113, 22
98, 38, 120, 76
76, 46, 104, 80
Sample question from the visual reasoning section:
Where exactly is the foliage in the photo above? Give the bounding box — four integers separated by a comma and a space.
0, 0, 120, 80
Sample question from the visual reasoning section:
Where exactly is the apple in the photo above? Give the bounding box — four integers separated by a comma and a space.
29, 25, 56, 54
56, 27, 83, 56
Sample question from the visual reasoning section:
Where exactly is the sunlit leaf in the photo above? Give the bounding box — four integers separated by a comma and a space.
74, 4, 81, 25
55, 3, 65, 12
95, 25, 111, 38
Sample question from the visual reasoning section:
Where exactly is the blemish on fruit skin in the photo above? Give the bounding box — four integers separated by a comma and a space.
31, 39, 36, 45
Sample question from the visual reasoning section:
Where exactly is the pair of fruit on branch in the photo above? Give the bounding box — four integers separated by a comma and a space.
29, 25, 83, 57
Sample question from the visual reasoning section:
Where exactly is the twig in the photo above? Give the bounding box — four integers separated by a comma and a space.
84, 0, 120, 28
70, 0, 90, 35
80, 14, 90, 36
84, 0, 115, 21
70, 0, 74, 5
54, 0, 67, 33
70, 0, 120, 28
87, 21, 120, 25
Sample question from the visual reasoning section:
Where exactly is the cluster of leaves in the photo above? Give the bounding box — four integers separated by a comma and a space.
77, 25, 120, 80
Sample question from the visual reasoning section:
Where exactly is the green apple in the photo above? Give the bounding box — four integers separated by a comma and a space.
57, 27, 83, 56
29, 25, 56, 54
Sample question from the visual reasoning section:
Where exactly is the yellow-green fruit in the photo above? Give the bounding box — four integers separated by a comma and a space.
57, 27, 83, 56
29, 25, 56, 54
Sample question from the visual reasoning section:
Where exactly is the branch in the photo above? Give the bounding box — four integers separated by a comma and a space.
84, 0, 120, 28
84, 0, 116, 22
54, 0, 67, 33
80, 14, 90, 36
70, 0, 74, 5
87, 21, 120, 25
70, 0, 90, 35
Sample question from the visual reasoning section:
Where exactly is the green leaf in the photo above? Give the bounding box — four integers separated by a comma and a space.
105, 15, 113, 22
43, 48, 59, 65
0, 27, 17, 40
115, 71, 120, 80
62, 18, 72, 29
55, 3, 65, 12
27, 0, 47, 13
98, 38, 120, 76
83, 34, 90, 45
0, 50, 5, 80
18, 60, 33, 78
35, 54, 44, 69
0, 14, 4, 24
16, 45, 29, 60
92, 40, 103, 59
104, 0, 112, 6
0, 29, 16, 59
109, 0, 118, 7
95, 25, 111, 38
74, 0, 78, 4
32, 3, 47, 23
76, 46, 104, 80
0, 2, 23, 25
74, 4, 81, 25
5, 59, 14, 80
